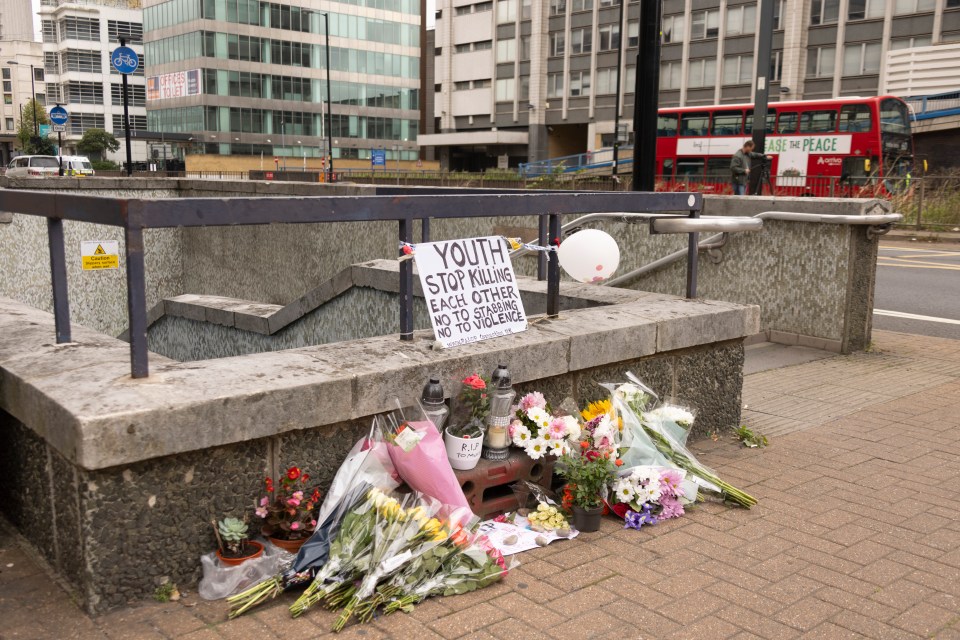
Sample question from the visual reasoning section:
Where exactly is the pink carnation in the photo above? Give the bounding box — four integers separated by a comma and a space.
658, 495, 684, 520
547, 418, 568, 440
519, 392, 546, 411
659, 469, 684, 499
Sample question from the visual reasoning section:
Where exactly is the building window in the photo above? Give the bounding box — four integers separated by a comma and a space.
455, 43, 471, 53
66, 81, 104, 105
806, 46, 836, 77
810, 0, 840, 25
112, 114, 147, 131
599, 0, 615, 7
571, 0, 592, 10
894, 0, 935, 12
34, 68, 45, 82
520, 35, 531, 60
547, 72, 564, 98
889, 36, 932, 49
497, 38, 516, 62
522, 0, 532, 19
662, 15, 682, 43
69, 112, 105, 135
61, 50, 101, 73
595, 67, 616, 94
59, 16, 100, 41
474, 79, 491, 88
519, 75, 529, 100
598, 23, 621, 51
5, 118, 13, 130
46, 84, 62, 104
454, 81, 471, 90
44, 52, 59, 75
842, 42, 881, 75
688, 58, 717, 88
455, 5, 472, 15
772, 0, 786, 29
848, 0, 885, 19
497, 0, 517, 22
723, 54, 754, 85
1, 68, 9, 80
2, 81, 10, 92
475, 1, 493, 11
3, 95, 11, 105
570, 27, 592, 54
948, 0, 960, 7
726, 4, 756, 36
628, 22, 639, 47
435, 48, 442, 56
474, 40, 492, 50
42, 20, 57, 43
770, 50, 783, 82
550, 0, 566, 16
569, 70, 590, 97
495, 77, 515, 100
691, 9, 720, 39
108, 20, 143, 44
660, 61, 681, 90
550, 32, 565, 56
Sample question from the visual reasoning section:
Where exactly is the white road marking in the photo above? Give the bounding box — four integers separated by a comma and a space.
874, 309, 960, 325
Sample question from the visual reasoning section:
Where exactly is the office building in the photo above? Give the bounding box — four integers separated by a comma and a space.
142, 0, 422, 166
35, 0, 148, 163
0, 38, 44, 165
422, 0, 960, 170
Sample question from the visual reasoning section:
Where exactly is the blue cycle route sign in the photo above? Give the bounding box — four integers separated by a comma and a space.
49, 106, 68, 126
371, 149, 386, 167
111, 46, 139, 74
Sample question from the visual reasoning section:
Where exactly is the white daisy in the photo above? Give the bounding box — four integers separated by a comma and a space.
613, 478, 636, 503
525, 437, 548, 460
562, 415, 581, 441
512, 423, 532, 446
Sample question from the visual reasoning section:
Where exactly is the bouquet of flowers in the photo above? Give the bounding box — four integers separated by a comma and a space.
611, 466, 690, 529
255, 465, 322, 542
509, 391, 581, 460
607, 375, 757, 509
644, 404, 696, 447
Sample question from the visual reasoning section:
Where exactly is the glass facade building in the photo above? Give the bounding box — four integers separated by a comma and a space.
143, 0, 421, 161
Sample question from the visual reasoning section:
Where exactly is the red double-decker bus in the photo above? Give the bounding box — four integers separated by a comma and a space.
655, 95, 913, 197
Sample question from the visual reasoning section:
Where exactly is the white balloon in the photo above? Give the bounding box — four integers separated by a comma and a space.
557, 229, 620, 283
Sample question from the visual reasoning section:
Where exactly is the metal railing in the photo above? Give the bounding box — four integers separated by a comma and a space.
0, 187, 729, 379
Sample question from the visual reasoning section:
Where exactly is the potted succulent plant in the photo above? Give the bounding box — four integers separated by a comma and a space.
255, 465, 323, 553
214, 517, 264, 567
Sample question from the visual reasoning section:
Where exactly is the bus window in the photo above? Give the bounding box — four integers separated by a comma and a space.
706, 157, 730, 183
677, 158, 705, 183
839, 104, 872, 132
777, 112, 798, 133
657, 114, 678, 137
800, 110, 837, 133
679, 113, 710, 136
880, 98, 910, 135
711, 111, 743, 136
746, 109, 778, 134
661, 158, 674, 179
841, 156, 869, 187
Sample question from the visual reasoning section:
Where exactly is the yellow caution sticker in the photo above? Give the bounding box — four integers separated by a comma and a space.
81, 241, 120, 270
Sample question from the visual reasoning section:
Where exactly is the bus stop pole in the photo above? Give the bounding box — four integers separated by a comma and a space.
748, 0, 775, 194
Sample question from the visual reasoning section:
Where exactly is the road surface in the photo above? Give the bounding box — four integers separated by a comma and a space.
873, 243, 960, 340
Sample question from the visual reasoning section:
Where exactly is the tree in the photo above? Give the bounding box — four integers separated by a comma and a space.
77, 128, 120, 161
15, 98, 53, 155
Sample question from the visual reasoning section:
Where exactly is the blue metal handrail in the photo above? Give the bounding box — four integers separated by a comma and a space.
519, 147, 634, 177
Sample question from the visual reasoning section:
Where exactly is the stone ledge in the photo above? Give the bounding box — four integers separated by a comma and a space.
0, 290, 759, 470
0, 211, 11, 224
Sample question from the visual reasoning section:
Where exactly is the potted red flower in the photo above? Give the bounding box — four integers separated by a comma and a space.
255, 465, 322, 553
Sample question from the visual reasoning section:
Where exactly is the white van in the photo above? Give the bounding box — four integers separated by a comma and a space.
58, 155, 95, 176
5, 155, 61, 177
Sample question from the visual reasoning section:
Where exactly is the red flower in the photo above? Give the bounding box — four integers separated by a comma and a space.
286, 466, 301, 480
585, 450, 599, 462
462, 374, 486, 390
302, 473, 310, 482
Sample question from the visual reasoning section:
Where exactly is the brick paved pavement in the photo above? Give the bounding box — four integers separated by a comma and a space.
1, 329, 958, 640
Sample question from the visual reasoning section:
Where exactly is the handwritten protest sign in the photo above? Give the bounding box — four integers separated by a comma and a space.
414, 236, 527, 348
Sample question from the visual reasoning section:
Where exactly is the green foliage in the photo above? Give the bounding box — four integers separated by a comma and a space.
557, 454, 615, 509
76, 128, 120, 159
15, 99, 51, 153
734, 425, 768, 448
92, 160, 119, 171
153, 582, 177, 602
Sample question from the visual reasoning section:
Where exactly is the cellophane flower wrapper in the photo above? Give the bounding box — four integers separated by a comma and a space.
607, 373, 757, 508
226, 424, 399, 619
600, 378, 672, 470
327, 491, 450, 630
644, 399, 697, 448
379, 403, 474, 520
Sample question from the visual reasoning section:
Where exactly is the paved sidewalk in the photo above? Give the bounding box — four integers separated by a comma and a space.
1, 329, 958, 640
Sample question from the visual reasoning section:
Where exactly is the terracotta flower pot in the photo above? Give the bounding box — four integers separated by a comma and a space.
216, 540, 264, 567
571, 505, 604, 532
261, 527, 309, 554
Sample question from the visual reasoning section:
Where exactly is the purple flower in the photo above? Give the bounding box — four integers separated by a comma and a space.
624, 504, 658, 530
658, 495, 685, 520
659, 469, 684, 499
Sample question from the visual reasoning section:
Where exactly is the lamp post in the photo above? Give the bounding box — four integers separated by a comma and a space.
319, 11, 335, 182
6, 60, 39, 139
611, 0, 625, 180
280, 120, 286, 170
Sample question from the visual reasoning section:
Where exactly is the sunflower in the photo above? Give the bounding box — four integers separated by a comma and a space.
580, 399, 623, 431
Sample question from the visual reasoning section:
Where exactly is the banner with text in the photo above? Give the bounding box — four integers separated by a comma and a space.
146, 69, 202, 101
414, 236, 527, 348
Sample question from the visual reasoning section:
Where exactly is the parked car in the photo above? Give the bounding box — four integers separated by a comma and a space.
6, 155, 61, 177
58, 155, 95, 176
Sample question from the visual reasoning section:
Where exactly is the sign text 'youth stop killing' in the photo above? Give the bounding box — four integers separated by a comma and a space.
414, 236, 527, 348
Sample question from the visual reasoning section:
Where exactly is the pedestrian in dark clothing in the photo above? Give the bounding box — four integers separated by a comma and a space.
730, 140, 769, 195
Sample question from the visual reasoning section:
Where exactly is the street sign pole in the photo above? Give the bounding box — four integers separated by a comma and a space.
112, 38, 139, 177
58, 130, 63, 175
49, 105, 69, 176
